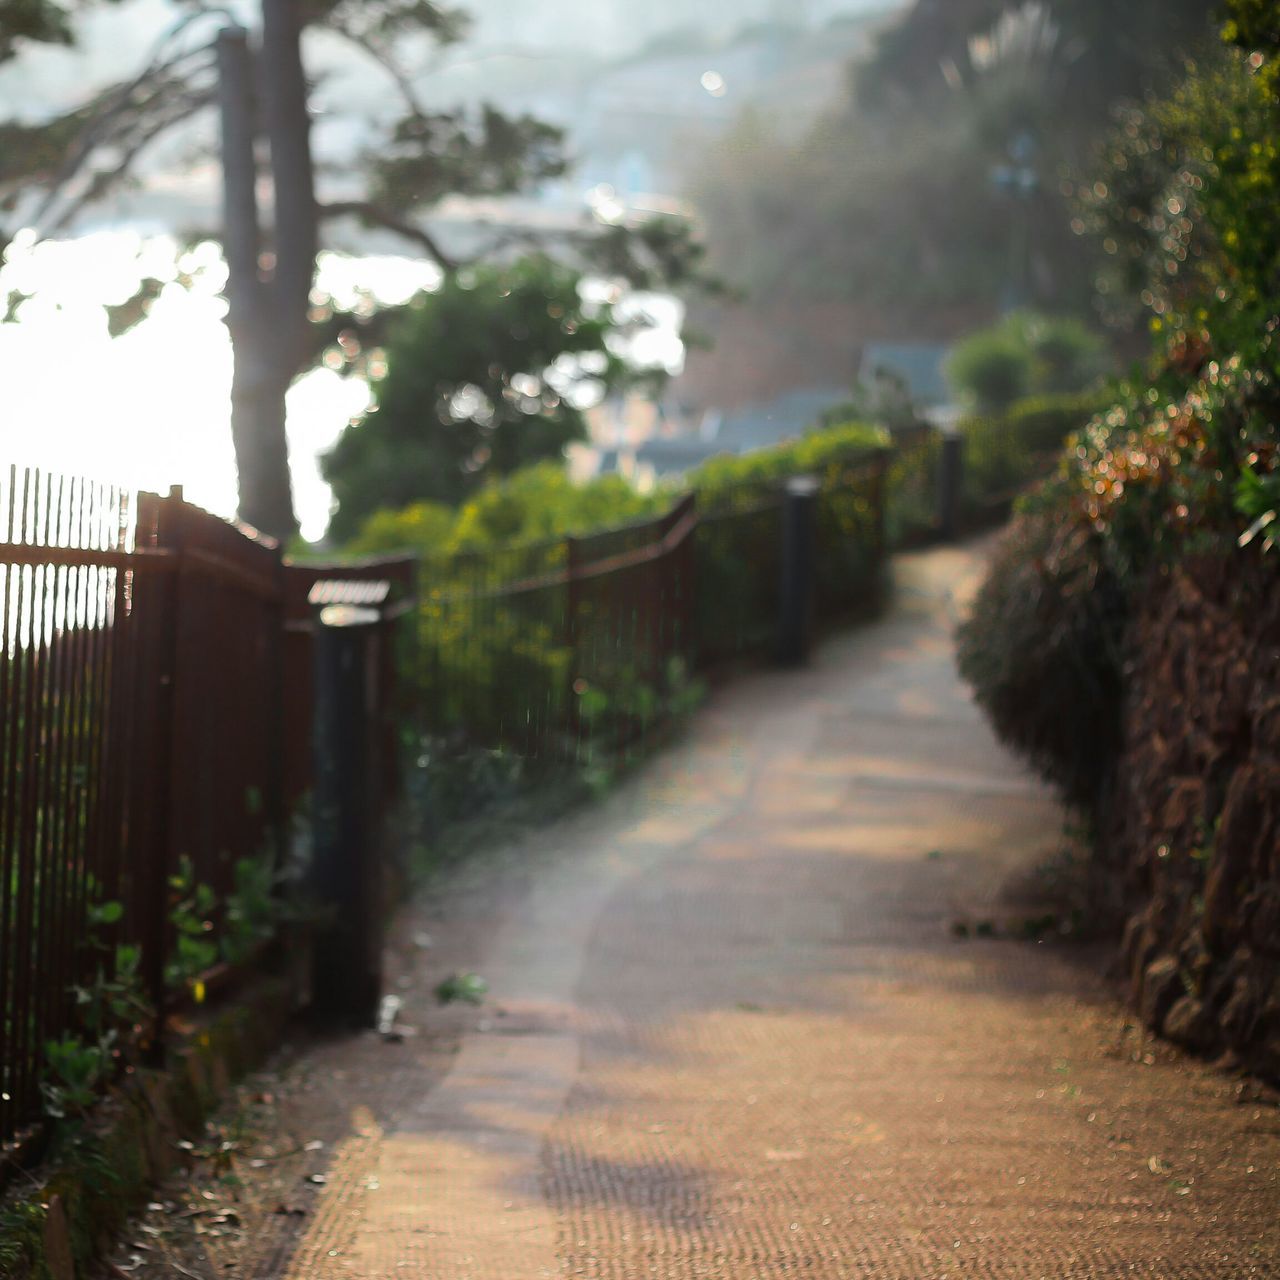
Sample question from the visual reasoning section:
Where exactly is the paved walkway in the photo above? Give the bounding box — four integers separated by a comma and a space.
118, 544, 1280, 1279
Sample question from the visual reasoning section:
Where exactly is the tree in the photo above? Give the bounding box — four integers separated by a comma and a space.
0, 0, 86, 61
321, 254, 649, 540
689, 0, 1218, 326
0, 0, 575, 539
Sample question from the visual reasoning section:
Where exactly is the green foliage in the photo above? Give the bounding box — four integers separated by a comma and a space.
323, 256, 642, 537
346, 424, 890, 558
378, 420, 886, 763
689, 421, 888, 509
221, 853, 280, 967
946, 328, 1033, 413
369, 105, 566, 216
956, 491, 1128, 807
1075, 47, 1280, 353
165, 856, 219, 992
0, 1199, 43, 1274
42, 1034, 114, 1119
450, 465, 664, 549
573, 654, 706, 767
434, 972, 488, 1005
40, 895, 152, 1121
946, 312, 1106, 413
960, 7, 1280, 820
1235, 463, 1280, 551
345, 465, 667, 556
344, 500, 457, 557
1223, 1, 1280, 100
960, 391, 1109, 507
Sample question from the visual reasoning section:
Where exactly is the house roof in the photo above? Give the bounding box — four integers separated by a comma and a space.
860, 343, 951, 406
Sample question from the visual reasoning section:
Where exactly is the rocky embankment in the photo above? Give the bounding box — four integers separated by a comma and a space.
1109, 555, 1280, 1076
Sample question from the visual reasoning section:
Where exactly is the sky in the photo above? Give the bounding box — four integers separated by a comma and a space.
0, 234, 438, 541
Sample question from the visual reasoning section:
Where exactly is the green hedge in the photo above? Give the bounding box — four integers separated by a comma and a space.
345, 421, 890, 751
689, 421, 888, 510
960, 391, 1109, 511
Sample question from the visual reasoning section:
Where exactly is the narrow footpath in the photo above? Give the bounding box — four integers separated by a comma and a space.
117, 544, 1280, 1279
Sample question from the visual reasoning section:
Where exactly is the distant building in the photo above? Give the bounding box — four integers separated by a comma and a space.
859, 343, 952, 407
632, 384, 851, 479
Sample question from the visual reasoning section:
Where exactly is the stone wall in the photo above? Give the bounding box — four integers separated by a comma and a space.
1108, 554, 1280, 1077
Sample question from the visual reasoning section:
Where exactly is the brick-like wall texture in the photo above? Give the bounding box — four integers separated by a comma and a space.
1107, 554, 1280, 1077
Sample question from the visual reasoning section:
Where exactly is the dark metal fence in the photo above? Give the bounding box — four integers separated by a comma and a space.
0, 471, 401, 1154
0, 407, 1075, 1152
414, 496, 698, 765
412, 454, 889, 760
0, 469, 145, 1152
885, 423, 943, 547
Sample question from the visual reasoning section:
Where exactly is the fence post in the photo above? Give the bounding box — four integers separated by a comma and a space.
310, 598, 385, 1027
266, 552, 289, 873
564, 534, 580, 761
683, 494, 698, 674
144, 485, 186, 1046
871, 447, 890, 569
937, 428, 964, 541
777, 475, 820, 667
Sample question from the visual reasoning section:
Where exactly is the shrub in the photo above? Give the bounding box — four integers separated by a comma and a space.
947, 311, 1107, 413
689, 420, 888, 510
960, 391, 1109, 508
956, 488, 1129, 808
1026, 316, 1106, 395
347, 419, 892, 755
345, 501, 455, 557
344, 463, 667, 556
945, 328, 1034, 413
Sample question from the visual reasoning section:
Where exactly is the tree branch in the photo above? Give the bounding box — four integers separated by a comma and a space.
44, 82, 220, 234
27, 10, 228, 230
325, 24, 426, 117
28, 53, 218, 231
318, 199, 456, 270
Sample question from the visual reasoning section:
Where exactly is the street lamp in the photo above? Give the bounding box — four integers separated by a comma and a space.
990, 130, 1039, 312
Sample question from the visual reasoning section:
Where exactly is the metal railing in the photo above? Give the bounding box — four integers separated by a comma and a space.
0, 469, 406, 1154
413, 495, 698, 765
0, 403, 1081, 1152
411, 452, 889, 760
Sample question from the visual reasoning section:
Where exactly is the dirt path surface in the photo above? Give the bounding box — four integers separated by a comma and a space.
108, 544, 1280, 1279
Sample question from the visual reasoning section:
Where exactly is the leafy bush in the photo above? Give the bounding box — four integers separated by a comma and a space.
946, 328, 1034, 414
345, 501, 455, 558
376, 419, 891, 752
689, 420, 888, 510
961, 391, 1108, 508
959, 9, 1280, 821
345, 463, 667, 557
946, 311, 1107, 413
450, 464, 665, 548
690, 421, 888, 658
322, 255, 636, 539
956, 490, 1128, 808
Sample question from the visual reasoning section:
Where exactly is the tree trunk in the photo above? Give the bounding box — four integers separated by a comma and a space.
217, 6, 315, 544
229, 360, 297, 538
217, 27, 297, 541
261, 0, 318, 378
